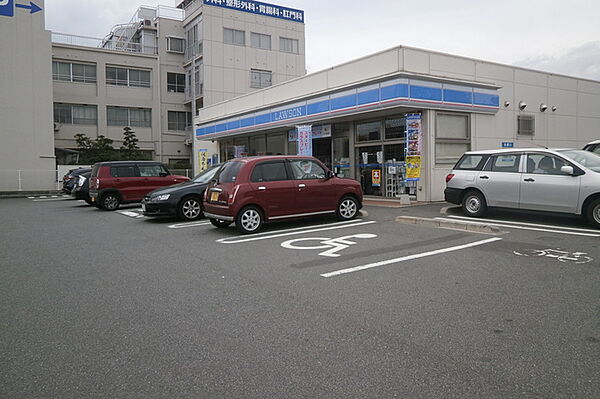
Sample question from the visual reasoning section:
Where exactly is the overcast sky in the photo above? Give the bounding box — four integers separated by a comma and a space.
45, 0, 600, 80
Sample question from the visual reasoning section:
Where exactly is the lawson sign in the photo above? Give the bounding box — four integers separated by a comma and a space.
203, 0, 304, 23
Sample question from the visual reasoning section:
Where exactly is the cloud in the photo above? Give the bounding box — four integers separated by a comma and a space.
515, 41, 600, 81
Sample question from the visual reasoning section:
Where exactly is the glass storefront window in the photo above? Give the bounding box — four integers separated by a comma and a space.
356, 121, 381, 142
266, 134, 286, 155
385, 117, 406, 140
356, 145, 383, 196
333, 137, 350, 178
249, 135, 266, 156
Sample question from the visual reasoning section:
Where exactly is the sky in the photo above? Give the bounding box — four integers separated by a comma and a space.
45, 0, 600, 80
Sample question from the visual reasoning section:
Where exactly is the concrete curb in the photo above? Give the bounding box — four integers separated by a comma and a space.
0, 191, 62, 199
395, 215, 503, 234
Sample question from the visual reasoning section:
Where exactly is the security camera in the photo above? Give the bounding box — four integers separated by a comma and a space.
518, 101, 527, 110
552, 106, 557, 112
540, 103, 548, 112
504, 101, 510, 107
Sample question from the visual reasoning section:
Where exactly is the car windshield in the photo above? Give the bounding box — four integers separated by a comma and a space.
216, 161, 244, 183
192, 165, 220, 183
558, 150, 600, 172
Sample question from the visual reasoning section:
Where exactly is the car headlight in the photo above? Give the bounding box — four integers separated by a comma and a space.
155, 194, 171, 201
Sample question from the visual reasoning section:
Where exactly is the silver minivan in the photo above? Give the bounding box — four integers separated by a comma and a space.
444, 148, 600, 228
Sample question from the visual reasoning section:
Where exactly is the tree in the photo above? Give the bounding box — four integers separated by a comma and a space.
119, 127, 144, 160
74, 133, 92, 150
73, 133, 119, 164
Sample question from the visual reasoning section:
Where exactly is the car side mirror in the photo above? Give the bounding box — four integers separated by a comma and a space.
326, 170, 335, 179
560, 165, 574, 175
159, 172, 168, 177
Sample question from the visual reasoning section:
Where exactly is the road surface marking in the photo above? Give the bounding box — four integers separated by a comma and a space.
217, 221, 376, 244
445, 214, 600, 234
32, 198, 71, 202
436, 217, 600, 238
281, 233, 378, 257
320, 237, 503, 278
168, 221, 211, 229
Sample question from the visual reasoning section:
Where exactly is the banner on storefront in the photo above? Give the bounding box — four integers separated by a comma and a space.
288, 124, 330, 141
406, 155, 422, 181
406, 113, 422, 156
372, 169, 382, 187
296, 125, 313, 156
198, 149, 208, 172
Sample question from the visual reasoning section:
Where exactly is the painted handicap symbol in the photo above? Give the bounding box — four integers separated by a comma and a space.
281, 233, 377, 257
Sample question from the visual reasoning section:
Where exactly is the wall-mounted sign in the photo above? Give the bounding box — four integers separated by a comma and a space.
288, 124, 331, 141
297, 125, 312, 156
198, 149, 208, 172
405, 156, 422, 180
502, 142, 514, 148
203, 0, 304, 23
0, 0, 42, 16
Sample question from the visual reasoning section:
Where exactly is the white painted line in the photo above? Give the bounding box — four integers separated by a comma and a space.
168, 221, 211, 229
212, 219, 361, 239
27, 196, 34, 199
446, 214, 600, 234
217, 221, 377, 244
321, 237, 503, 278
32, 198, 71, 202
118, 211, 141, 218
51, 195, 58, 198
436, 217, 600, 238
39, 196, 47, 198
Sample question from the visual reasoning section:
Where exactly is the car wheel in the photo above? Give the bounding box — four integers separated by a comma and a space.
209, 218, 232, 228
178, 196, 203, 221
462, 190, 487, 217
336, 196, 359, 221
101, 193, 120, 211
585, 198, 600, 228
236, 206, 263, 234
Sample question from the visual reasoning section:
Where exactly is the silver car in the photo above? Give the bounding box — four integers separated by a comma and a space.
444, 148, 600, 228
584, 140, 600, 155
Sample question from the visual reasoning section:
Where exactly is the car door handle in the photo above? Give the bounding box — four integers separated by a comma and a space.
524, 178, 535, 182
479, 175, 489, 180
258, 186, 266, 191
298, 184, 306, 188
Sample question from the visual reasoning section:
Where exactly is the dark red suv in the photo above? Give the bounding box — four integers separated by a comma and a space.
203, 156, 363, 234
89, 161, 189, 210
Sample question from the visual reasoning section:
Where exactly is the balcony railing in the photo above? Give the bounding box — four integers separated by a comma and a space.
52, 32, 158, 55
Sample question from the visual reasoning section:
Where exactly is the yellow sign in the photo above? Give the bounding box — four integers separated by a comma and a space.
406, 156, 422, 180
198, 150, 208, 172
372, 169, 381, 187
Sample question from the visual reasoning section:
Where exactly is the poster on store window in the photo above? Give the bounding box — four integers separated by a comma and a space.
406, 113, 422, 181
297, 125, 313, 156
406, 156, 422, 180
233, 145, 246, 158
198, 149, 208, 172
372, 169, 382, 187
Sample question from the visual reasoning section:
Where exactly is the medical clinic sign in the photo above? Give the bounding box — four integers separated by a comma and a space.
0, 0, 42, 16
203, 0, 304, 23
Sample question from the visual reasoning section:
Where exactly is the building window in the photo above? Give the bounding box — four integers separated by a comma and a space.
435, 112, 470, 165
53, 103, 97, 125
279, 37, 299, 54
185, 19, 203, 60
356, 121, 381, 142
195, 64, 203, 96
106, 66, 151, 88
107, 106, 151, 127
384, 117, 406, 140
166, 37, 185, 53
167, 73, 186, 93
250, 69, 272, 89
168, 111, 192, 131
517, 115, 535, 136
52, 61, 96, 83
224, 28, 245, 46
251, 32, 271, 50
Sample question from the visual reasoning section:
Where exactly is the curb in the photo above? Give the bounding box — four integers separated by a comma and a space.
0, 191, 63, 199
395, 215, 503, 234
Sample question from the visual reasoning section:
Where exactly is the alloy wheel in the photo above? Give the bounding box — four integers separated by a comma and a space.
182, 199, 201, 220
339, 198, 357, 219
241, 209, 261, 232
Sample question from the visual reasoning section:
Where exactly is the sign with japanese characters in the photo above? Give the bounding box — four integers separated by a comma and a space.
203, 0, 304, 23
405, 113, 422, 181
297, 125, 312, 156
198, 149, 208, 172
372, 169, 381, 187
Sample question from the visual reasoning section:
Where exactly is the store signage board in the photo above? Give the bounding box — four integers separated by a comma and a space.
203, 0, 304, 23
0, 0, 42, 16
198, 149, 208, 172
502, 142, 514, 148
289, 125, 330, 141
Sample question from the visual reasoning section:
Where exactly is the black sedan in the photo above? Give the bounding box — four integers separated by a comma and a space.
71, 171, 93, 205
62, 167, 92, 194
141, 164, 221, 221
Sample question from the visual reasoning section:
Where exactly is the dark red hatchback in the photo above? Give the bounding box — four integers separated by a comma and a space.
203, 156, 363, 234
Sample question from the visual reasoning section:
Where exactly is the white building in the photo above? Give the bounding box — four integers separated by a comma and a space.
194, 45, 600, 201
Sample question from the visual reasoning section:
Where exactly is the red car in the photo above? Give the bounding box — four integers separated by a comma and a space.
203, 156, 363, 234
89, 161, 189, 210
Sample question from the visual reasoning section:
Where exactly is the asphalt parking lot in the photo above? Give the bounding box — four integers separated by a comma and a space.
1, 197, 599, 398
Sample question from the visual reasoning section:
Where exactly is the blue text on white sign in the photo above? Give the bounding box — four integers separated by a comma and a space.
203, 0, 304, 23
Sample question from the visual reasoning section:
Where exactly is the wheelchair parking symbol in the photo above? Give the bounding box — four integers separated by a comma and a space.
281, 233, 377, 257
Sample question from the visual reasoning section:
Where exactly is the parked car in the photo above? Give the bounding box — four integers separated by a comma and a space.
583, 140, 600, 155
141, 164, 221, 221
71, 171, 93, 205
89, 161, 189, 211
444, 148, 600, 228
203, 156, 363, 234
61, 167, 92, 194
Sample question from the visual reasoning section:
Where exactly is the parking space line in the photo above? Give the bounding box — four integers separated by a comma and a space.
445, 214, 600, 234
32, 198, 71, 202
168, 221, 212, 229
217, 220, 377, 244
320, 237, 503, 278
436, 217, 600, 238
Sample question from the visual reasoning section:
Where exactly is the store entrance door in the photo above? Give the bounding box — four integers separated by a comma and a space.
313, 137, 332, 170
356, 145, 383, 196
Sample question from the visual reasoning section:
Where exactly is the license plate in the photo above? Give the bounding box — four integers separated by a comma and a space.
210, 192, 219, 202
141, 203, 146, 212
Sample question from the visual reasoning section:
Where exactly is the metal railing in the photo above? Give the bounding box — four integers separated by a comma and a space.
52, 32, 158, 55
0, 170, 63, 192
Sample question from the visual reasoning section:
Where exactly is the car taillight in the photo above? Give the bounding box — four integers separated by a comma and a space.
445, 174, 455, 183
227, 186, 239, 205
